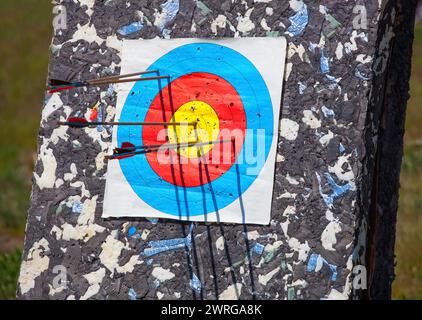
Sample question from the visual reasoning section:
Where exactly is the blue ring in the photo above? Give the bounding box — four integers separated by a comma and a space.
118, 43, 274, 217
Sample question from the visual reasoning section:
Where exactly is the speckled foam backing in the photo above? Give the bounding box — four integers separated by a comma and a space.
18, 0, 401, 300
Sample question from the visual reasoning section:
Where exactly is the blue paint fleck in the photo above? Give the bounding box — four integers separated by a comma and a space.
326, 173, 353, 198
147, 218, 159, 224
153, 279, 161, 288
147, 259, 153, 265
285, 3, 308, 37
128, 226, 137, 237
320, 50, 330, 74
118, 21, 144, 36
142, 224, 193, 257
155, 0, 180, 33
308, 42, 318, 53
128, 288, 137, 300
321, 106, 335, 118
72, 201, 83, 214
307, 253, 337, 281
298, 82, 307, 95
355, 68, 370, 81
190, 273, 202, 293
307, 253, 318, 272
252, 243, 265, 256
339, 143, 346, 154
325, 74, 341, 83
106, 84, 115, 97
97, 106, 104, 132
316, 172, 354, 208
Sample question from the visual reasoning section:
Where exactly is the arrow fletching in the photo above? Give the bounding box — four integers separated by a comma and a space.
49, 79, 73, 86
60, 117, 90, 128
48, 86, 77, 94
114, 142, 136, 154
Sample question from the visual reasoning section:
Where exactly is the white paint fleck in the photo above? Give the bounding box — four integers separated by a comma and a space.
280, 118, 299, 141
55, 178, 64, 188
245, 230, 260, 241
80, 268, 106, 300
236, 8, 255, 34
302, 110, 321, 129
277, 192, 297, 199
324, 288, 348, 300
70, 181, 91, 198
215, 236, 225, 251
328, 154, 355, 182
264, 240, 283, 253
258, 267, 280, 285
276, 154, 285, 162
288, 43, 306, 61
19, 238, 50, 295
99, 231, 140, 276
286, 174, 300, 185
95, 152, 107, 171
344, 31, 368, 55
289, 0, 304, 11
60, 223, 105, 242
48, 284, 66, 296
64, 163, 78, 182
335, 42, 344, 60
34, 140, 57, 190
70, 23, 122, 51
356, 54, 373, 64
42, 93, 63, 123
285, 62, 293, 80
219, 283, 243, 300
260, 18, 271, 31
78, 0, 96, 17
319, 130, 334, 146
266, 7, 273, 15
321, 221, 341, 251
211, 15, 227, 35
283, 205, 296, 217
152, 267, 175, 282
141, 229, 150, 240
288, 238, 310, 262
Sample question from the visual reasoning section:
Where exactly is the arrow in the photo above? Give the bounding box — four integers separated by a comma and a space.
58, 117, 195, 128
113, 142, 167, 154
47, 70, 168, 93
106, 139, 233, 160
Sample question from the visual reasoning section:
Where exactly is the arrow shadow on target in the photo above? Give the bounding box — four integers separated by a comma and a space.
158, 75, 256, 300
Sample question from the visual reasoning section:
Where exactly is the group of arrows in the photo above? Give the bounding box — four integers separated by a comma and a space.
48, 71, 230, 161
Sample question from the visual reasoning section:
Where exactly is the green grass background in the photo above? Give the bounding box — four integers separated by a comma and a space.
0, 0, 420, 299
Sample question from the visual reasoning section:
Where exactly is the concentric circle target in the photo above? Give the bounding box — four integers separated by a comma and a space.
117, 42, 274, 217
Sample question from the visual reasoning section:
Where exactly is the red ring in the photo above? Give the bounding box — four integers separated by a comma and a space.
142, 72, 246, 187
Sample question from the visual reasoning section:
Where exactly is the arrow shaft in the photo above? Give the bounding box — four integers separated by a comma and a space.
91, 75, 169, 86
108, 139, 232, 160
117, 140, 200, 152
48, 75, 169, 93
61, 121, 195, 127
88, 70, 159, 84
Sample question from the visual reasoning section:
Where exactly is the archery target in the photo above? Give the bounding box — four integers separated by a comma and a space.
103, 37, 287, 225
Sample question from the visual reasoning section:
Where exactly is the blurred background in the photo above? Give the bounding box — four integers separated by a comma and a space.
0, 1, 420, 299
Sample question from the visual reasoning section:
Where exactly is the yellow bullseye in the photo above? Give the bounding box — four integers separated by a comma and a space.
168, 101, 220, 158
